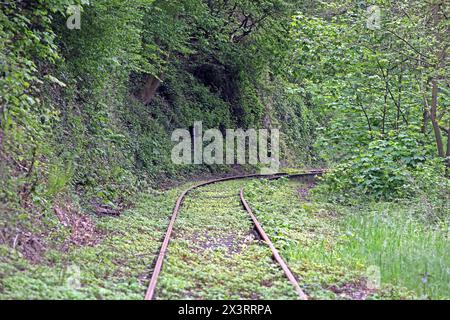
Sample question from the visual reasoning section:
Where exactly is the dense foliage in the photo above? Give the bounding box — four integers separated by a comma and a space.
290, 1, 449, 201
0, 0, 312, 214
0, 0, 448, 300
0, 1, 322, 271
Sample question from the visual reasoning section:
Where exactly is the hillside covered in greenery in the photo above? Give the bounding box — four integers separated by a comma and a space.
0, 0, 448, 300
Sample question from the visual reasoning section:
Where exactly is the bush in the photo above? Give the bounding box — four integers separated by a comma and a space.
314, 133, 449, 203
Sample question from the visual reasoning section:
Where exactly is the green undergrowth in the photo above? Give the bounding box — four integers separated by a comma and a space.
245, 178, 368, 299
335, 204, 449, 299
2, 177, 446, 300
0, 187, 182, 300
245, 178, 448, 299
244, 179, 408, 299
156, 180, 299, 300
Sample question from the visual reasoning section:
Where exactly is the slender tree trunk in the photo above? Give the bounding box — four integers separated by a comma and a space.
356, 94, 372, 134
430, 80, 445, 157
395, 65, 403, 130
422, 106, 428, 134
446, 128, 450, 169
138, 75, 162, 105
382, 82, 388, 135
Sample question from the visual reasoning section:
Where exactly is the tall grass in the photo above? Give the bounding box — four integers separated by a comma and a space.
340, 204, 449, 299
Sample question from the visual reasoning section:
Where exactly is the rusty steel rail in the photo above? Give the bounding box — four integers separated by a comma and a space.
144, 170, 325, 300
240, 188, 308, 300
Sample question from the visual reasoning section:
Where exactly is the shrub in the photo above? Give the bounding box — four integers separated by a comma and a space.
314, 132, 448, 203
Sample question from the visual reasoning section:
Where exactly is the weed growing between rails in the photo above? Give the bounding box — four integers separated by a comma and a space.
245, 178, 418, 300
155, 180, 300, 300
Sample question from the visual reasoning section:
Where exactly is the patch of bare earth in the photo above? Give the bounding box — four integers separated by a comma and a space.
175, 230, 257, 255
0, 206, 47, 263
90, 197, 132, 217
54, 205, 103, 250
329, 279, 377, 300
0, 225, 46, 264
297, 183, 315, 200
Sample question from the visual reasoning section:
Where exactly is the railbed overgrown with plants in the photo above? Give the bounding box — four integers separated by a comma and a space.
1, 0, 449, 300
0, 187, 181, 299
246, 178, 448, 299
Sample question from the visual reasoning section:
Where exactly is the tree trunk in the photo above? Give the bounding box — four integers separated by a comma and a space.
138, 75, 161, 105
422, 106, 428, 134
430, 80, 445, 158
446, 128, 450, 169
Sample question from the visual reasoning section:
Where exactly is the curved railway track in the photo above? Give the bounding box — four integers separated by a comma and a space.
144, 170, 326, 300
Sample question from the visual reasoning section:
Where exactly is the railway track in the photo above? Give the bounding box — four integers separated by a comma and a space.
144, 170, 326, 300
